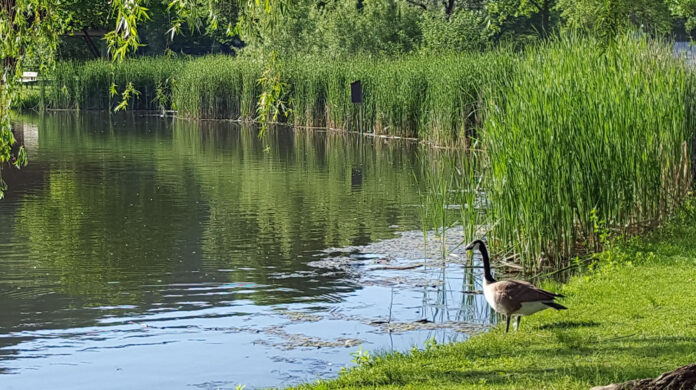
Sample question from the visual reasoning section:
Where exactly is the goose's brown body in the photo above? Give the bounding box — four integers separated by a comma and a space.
483, 279, 564, 317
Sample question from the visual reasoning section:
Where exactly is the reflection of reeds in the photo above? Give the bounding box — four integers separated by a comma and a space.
168, 121, 427, 260
418, 260, 494, 329
416, 149, 485, 259
13, 112, 434, 306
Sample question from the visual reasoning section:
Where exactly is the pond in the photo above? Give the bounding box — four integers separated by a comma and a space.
0, 113, 492, 390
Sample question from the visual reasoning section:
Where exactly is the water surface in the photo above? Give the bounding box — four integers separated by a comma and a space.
0, 113, 491, 389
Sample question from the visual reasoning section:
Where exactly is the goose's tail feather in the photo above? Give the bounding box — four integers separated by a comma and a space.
543, 301, 568, 310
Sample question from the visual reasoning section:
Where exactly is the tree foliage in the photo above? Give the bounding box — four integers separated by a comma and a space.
671, 0, 696, 33
315, 0, 422, 56
1, 0, 64, 198
59, 0, 112, 31
421, 8, 487, 51
486, 0, 557, 35
557, 0, 673, 36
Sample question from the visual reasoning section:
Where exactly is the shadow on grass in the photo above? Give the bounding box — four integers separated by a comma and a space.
526, 335, 696, 358
538, 320, 600, 330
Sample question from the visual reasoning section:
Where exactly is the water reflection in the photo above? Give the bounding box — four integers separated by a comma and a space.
0, 113, 492, 389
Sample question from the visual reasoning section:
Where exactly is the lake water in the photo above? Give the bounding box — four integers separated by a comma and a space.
0, 113, 492, 389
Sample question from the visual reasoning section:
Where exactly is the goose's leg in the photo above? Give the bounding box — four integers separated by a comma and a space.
505, 316, 511, 333
515, 316, 521, 331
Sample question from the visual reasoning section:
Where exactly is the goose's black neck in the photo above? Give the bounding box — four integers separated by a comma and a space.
473, 240, 496, 283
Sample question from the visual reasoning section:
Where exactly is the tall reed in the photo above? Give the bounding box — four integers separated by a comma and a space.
172, 56, 261, 119
482, 34, 696, 269
44, 58, 183, 111
416, 149, 486, 256
43, 52, 512, 144
283, 53, 513, 143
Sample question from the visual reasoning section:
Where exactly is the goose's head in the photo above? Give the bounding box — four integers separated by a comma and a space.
465, 239, 486, 251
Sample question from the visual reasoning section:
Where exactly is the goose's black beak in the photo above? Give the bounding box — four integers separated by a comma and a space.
465, 242, 476, 250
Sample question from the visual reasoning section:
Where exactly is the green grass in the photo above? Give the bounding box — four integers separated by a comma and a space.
290, 213, 696, 389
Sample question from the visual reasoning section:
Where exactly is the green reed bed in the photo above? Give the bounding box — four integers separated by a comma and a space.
284, 53, 513, 142
174, 54, 510, 143
41, 52, 511, 144
172, 56, 262, 119
481, 35, 696, 269
44, 57, 183, 111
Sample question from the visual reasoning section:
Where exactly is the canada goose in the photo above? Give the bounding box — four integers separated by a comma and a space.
466, 240, 567, 332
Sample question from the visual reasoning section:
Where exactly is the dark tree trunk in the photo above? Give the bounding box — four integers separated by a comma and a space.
531, 0, 552, 37
541, 5, 549, 35
444, 0, 455, 18
82, 29, 101, 59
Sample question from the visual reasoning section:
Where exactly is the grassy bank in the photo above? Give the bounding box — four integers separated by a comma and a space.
291, 210, 696, 390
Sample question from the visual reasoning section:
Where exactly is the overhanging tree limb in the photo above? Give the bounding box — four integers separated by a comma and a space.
405, 0, 428, 11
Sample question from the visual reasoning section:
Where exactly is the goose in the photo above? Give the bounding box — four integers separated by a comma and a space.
466, 240, 567, 332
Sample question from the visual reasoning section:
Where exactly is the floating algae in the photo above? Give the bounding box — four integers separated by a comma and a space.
306, 226, 487, 291
378, 321, 489, 334
255, 326, 362, 350
310, 226, 475, 272
278, 310, 323, 323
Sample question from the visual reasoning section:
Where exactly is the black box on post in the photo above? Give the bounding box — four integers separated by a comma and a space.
351, 80, 362, 104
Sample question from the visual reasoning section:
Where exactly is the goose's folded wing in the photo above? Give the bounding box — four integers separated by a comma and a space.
495, 280, 560, 303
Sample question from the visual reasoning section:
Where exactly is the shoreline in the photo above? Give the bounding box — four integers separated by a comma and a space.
288, 211, 696, 390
